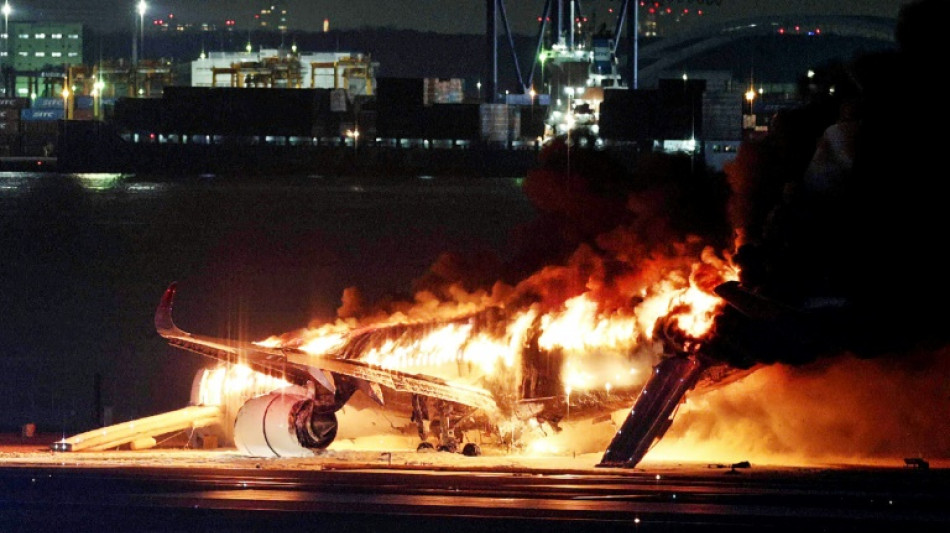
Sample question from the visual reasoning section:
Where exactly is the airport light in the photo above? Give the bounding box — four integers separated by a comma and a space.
137, 1, 147, 61
2, 2, 10, 96
93, 79, 104, 119
62, 87, 69, 119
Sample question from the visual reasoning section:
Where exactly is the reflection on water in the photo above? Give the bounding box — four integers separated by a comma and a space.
0, 172, 163, 196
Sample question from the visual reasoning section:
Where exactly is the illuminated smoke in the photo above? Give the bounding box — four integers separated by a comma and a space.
198, 1, 949, 463
198, 142, 739, 454
652, 348, 950, 466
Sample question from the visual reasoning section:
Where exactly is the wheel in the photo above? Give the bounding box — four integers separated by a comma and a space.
416, 441, 435, 452
462, 443, 481, 457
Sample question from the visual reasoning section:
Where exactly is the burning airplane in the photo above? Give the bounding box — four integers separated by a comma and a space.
141, 247, 737, 463
50, 128, 753, 465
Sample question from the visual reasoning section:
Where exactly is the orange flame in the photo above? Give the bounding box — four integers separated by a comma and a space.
200, 246, 737, 408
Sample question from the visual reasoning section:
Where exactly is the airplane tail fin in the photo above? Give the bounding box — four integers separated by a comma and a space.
155, 282, 183, 336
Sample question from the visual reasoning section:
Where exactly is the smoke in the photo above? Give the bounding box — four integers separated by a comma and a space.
653, 347, 950, 466
708, 0, 950, 368
298, 0, 949, 464
335, 141, 733, 324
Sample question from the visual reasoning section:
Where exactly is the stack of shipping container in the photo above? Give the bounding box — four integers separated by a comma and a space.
0, 98, 27, 156
0, 94, 107, 157
21, 97, 65, 157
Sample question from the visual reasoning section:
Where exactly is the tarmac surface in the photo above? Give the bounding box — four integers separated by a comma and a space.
1, 433, 948, 532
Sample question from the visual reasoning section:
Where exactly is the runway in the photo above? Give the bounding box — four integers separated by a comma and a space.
1, 437, 947, 532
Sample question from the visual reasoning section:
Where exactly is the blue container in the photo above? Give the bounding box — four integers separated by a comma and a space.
32, 97, 65, 109
75, 95, 95, 110
21, 108, 65, 121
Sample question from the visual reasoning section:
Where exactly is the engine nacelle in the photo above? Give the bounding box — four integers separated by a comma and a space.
233, 388, 339, 458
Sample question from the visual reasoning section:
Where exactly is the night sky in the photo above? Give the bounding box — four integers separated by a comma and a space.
13, 0, 908, 35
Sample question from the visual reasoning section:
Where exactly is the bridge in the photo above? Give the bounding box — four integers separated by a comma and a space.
486, 0, 898, 96
636, 15, 897, 87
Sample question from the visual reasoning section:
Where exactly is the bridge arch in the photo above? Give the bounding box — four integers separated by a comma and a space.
635, 15, 897, 87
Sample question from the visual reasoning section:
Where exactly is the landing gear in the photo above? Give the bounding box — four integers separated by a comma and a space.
437, 441, 458, 453
462, 443, 481, 457
411, 394, 430, 442
434, 399, 458, 453
412, 396, 475, 455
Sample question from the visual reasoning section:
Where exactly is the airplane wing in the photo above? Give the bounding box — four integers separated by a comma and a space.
155, 282, 499, 414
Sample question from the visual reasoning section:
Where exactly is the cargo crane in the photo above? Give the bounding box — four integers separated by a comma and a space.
486, 1, 721, 137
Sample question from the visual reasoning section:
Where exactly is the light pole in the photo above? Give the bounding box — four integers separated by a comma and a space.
93, 79, 104, 120
2, 2, 10, 97
137, 1, 146, 61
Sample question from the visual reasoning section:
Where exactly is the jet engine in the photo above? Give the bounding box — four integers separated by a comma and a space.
233, 387, 339, 457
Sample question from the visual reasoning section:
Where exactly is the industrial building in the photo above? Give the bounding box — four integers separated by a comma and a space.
1, 21, 83, 98
190, 49, 375, 95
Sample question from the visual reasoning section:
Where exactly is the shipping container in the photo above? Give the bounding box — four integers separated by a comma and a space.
21, 120, 60, 135
0, 97, 29, 109
424, 78, 464, 105
21, 108, 65, 121
74, 95, 95, 110
0, 120, 20, 133
480, 104, 519, 143
0, 108, 19, 120
72, 109, 95, 121
422, 104, 479, 140
32, 97, 66, 109
376, 78, 425, 109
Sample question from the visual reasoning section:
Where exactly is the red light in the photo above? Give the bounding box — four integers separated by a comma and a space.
698, 10, 703, 16
683, 9, 689, 14
648, 8, 655, 14
666, 8, 672, 14
795, 26, 800, 31
778, 28, 785, 34
815, 28, 821, 34
609, 8, 613, 14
